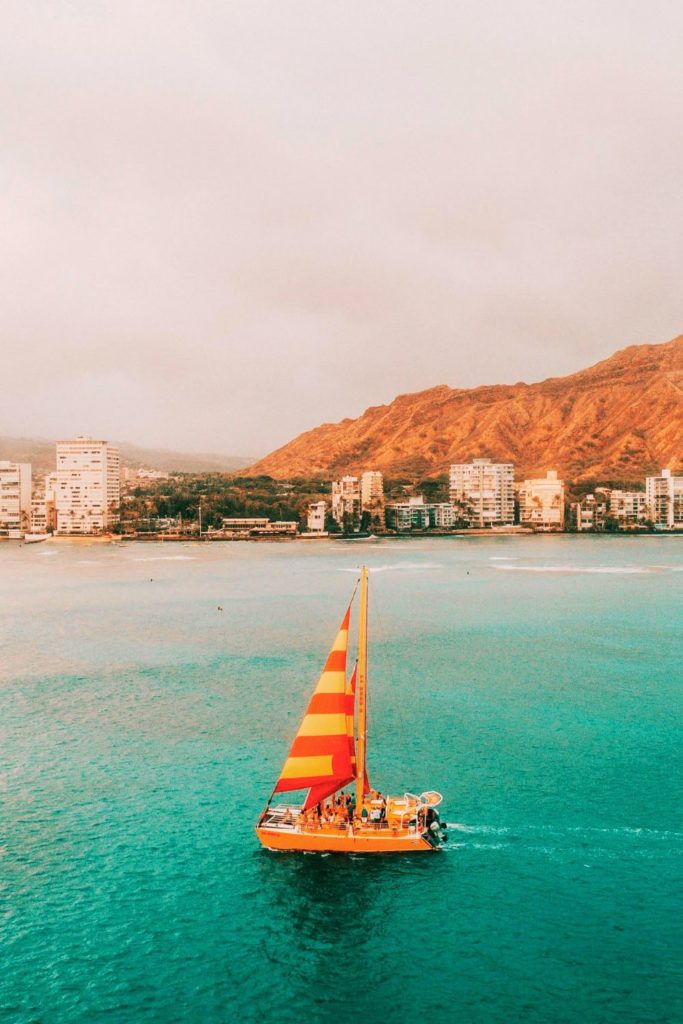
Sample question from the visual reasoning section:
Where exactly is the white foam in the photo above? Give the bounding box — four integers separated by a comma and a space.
492, 564, 650, 574
132, 555, 196, 562
337, 562, 442, 573
489, 556, 516, 561
447, 823, 509, 835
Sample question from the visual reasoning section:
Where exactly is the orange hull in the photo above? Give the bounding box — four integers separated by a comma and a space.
255, 825, 436, 854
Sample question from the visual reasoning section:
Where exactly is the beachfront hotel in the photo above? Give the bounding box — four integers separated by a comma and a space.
517, 470, 565, 531
449, 458, 515, 527
0, 461, 32, 538
50, 438, 121, 535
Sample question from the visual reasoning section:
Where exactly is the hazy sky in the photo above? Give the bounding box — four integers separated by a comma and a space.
2, 1, 682, 455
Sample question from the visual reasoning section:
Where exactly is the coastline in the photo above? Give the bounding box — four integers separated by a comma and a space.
7, 529, 681, 545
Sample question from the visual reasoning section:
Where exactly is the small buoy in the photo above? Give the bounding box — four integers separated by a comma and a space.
217, 605, 223, 611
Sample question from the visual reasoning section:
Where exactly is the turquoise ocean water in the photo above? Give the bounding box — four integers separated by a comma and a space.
1, 536, 681, 1023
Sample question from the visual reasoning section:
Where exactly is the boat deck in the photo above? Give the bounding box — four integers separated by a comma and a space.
257, 801, 437, 852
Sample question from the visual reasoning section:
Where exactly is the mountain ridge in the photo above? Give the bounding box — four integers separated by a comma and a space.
0, 436, 256, 476
249, 335, 683, 480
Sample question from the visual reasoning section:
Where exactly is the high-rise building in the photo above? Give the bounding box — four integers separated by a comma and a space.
518, 470, 565, 531
360, 471, 383, 506
645, 468, 683, 529
0, 461, 32, 538
449, 458, 514, 527
306, 501, 327, 533
360, 471, 385, 531
331, 475, 361, 532
51, 438, 121, 535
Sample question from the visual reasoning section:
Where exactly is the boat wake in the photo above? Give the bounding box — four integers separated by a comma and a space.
440, 822, 683, 857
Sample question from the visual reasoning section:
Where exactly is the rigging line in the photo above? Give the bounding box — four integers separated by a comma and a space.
370, 574, 410, 756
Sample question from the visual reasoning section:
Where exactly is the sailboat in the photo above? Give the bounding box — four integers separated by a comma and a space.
255, 566, 447, 853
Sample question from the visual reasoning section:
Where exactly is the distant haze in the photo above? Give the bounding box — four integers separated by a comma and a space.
2, 1, 682, 454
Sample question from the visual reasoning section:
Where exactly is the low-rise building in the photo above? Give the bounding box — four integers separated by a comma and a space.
518, 470, 565, 531
306, 501, 327, 533
30, 494, 56, 534
385, 496, 456, 531
645, 468, 683, 529
609, 489, 648, 528
219, 518, 298, 537
449, 458, 514, 527
433, 503, 455, 529
121, 467, 170, 486
569, 493, 609, 532
0, 461, 32, 537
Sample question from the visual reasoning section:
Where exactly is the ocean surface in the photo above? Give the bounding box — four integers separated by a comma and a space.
1, 535, 681, 1024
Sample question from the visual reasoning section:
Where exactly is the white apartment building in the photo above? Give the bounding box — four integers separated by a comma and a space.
307, 501, 327, 533
331, 475, 361, 531
609, 490, 647, 528
360, 471, 384, 506
52, 438, 121, 535
449, 458, 514, 527
518, 470, 565, 531
0, 462, 32, 538
360, 471, 385, 531
385, 497, 455, 531
433, 503, 455, 529
645, 468, 683, 529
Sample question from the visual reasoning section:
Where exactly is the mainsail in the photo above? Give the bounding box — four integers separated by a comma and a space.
273, 605, 355, 809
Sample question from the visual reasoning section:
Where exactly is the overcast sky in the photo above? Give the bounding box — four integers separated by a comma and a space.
1, 1, 682, 455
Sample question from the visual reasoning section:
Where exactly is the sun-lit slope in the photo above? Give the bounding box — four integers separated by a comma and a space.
249, 335, 683, 480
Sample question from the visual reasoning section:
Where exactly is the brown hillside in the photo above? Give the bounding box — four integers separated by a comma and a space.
249, 335, 683, 481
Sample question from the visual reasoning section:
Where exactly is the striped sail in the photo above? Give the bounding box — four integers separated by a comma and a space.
346, 663, 357, 768
274, 605, 355, 809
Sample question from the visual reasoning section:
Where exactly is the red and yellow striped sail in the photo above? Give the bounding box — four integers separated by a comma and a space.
274, 605, 355, 809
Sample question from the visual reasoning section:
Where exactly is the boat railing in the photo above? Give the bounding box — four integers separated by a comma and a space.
260, 805, 425, 836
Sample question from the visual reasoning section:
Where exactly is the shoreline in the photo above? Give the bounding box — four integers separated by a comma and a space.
7, 530, 681, 545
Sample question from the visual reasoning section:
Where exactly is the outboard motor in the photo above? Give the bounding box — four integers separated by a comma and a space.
425, 807, 447, 846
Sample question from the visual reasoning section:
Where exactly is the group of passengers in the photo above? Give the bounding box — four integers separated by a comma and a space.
297, 791, 355, 830
292, 789, 389, 832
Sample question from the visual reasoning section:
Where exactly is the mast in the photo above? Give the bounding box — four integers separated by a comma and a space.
355, 566, 368, 813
